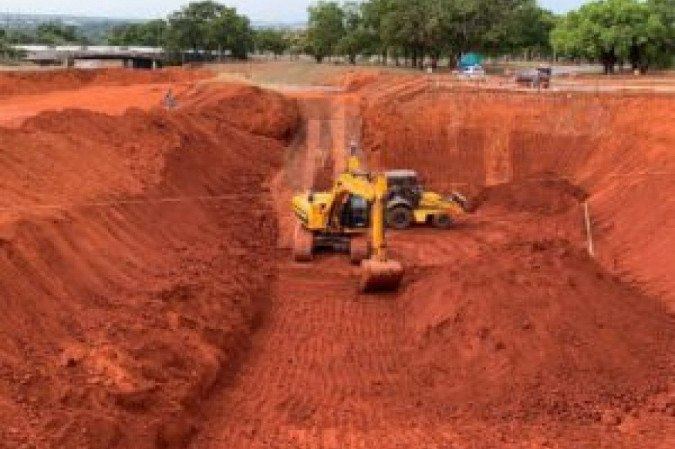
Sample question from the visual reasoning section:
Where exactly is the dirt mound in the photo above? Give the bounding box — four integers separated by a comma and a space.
472, 176, 588, 215
401, 238, 674, 423
0, 86, 297, 449
0, 68, 211, 97
181, 84, 299, 140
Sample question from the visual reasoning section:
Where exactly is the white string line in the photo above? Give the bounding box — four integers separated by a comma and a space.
1, 171, 671, 214
0, 193, 260, 213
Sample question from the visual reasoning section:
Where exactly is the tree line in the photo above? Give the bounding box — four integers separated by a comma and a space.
108, 2, 254, 61
1, 1, 673, 72
104, 0, 556, 66
0, 22, 89, 46
552, 0, 673, 73
305, 0, 555, 66
303, 0, 672, 71
107, 0, 673, 72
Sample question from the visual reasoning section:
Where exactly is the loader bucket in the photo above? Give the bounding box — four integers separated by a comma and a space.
360, 259, 404, 293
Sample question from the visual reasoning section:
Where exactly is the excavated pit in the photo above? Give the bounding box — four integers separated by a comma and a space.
0, 70, 673, 449
363, 88, 675, 308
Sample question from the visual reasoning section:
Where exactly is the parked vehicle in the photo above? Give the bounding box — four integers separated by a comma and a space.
515, 66, 552, 89
459, 65, 486, 79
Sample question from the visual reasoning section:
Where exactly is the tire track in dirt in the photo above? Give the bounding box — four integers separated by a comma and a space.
191, 259, 442, 448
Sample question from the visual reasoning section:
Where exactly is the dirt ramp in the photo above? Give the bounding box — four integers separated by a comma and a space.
401, 239, 674, 423
0, 87, 296, 449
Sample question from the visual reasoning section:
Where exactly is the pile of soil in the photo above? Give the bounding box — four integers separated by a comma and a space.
0, 68, 211, 97
181, 84, 299, 141
472, 175, 588, 215
401, 238, 674, 423
0, 85, 297, 449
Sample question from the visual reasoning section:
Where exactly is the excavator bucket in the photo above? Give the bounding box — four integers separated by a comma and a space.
360, 259, 404, 293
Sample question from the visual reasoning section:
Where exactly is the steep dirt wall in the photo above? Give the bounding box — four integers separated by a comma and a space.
362, 90, 675, 310
362, 88, 675, 443
0, 86, 297, 449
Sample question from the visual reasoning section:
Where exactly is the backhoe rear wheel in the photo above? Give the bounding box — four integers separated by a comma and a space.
293, 225, 314, 262
386, 206, 414, 230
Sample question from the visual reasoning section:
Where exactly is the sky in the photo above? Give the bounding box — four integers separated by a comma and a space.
0, 1, 589, 22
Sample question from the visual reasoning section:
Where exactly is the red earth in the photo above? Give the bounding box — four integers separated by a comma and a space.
0, 68, 673, 449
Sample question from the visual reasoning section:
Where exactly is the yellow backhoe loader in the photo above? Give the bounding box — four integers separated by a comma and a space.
292, 156, 404, 292
384, 170, 469, 229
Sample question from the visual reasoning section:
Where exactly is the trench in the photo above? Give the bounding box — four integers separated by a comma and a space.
188, 90, 674, 449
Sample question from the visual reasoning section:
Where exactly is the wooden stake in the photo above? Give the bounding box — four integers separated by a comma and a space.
584, 201, 595, 257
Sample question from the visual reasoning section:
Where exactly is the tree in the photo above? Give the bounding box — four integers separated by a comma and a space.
208, 6, 254, 59
336, 2, 377, 64
0, 30, 17, 60
646, 0, 675, 68
165, 1, 253, 61
487, 0, 555, 58
361, 0, 393, 63
30, 22, 88, 45
286, 30, 308, 60
380, 0, 428, 67
167, 1, 223, 57
254, 28, 289, 58
108, 20, 167, 47
306, 1, 346, 62
552, 0, 672, 73
355, 0, 555, 69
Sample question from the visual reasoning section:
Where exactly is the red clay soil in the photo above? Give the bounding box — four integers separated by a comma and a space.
0, 68, 211, 97
362, 87, 675, 311
186, 89, 673, 449
0, 84, 194, 129
357, 84, 675, 446
1, 70, 674, 449
180, 84, 299, 140
398, 180, 673, 423
0, 83, 297, 449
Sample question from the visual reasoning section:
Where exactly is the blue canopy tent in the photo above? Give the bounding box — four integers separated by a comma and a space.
458, 52, 484, 69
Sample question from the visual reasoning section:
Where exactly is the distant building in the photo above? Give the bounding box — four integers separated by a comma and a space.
13, 45, 164, 69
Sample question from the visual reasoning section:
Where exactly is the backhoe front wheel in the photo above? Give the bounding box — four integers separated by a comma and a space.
386, 206, 414, 230
293, 225, 314, 262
